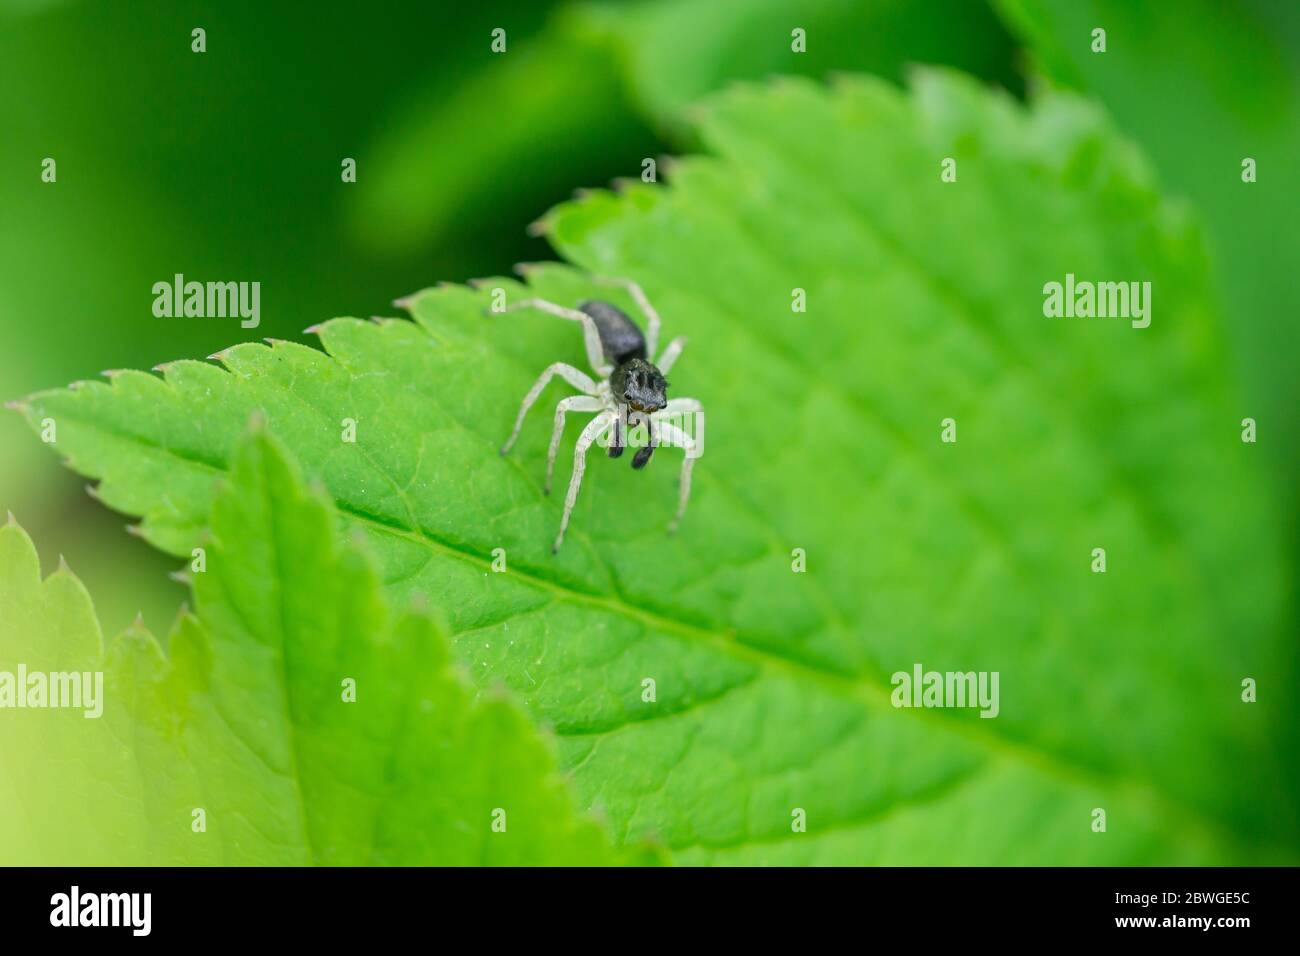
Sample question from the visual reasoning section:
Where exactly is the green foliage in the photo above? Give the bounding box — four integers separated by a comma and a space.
0, 1, 563, 633
16, 72, 1297, 863
353, 0, 1020, 253
577, 0, 1019, 130
0, 426, 629, 865
994, 0, 1300, 493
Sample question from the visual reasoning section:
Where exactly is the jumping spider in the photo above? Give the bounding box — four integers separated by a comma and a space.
499, 277, 704, 553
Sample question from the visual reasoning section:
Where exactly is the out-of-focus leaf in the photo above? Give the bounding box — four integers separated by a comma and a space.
352, 0, 1021, 254
0, 427, 632, 865
994, 0, 1300, 493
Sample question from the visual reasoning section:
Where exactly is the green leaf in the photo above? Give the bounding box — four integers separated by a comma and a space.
575, 0, 1020, 133
0, 515, 143, 864
0, 427, 630, 865
353, 0, 1021, 253
992, 0, 1300, 494
16, 72, 1296, 863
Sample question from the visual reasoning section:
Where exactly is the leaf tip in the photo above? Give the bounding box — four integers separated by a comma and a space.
303, 323, 324, 336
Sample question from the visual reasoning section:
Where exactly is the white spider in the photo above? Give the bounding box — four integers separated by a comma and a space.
499, 277, 704, 553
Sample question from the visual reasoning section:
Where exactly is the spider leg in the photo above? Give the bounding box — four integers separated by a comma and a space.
650, 398, 704, 466
545, 395, 604, 495
590, 276, 662, 359
554, 409, 616, 553
656, 336, 687, 374
501, 362, 598, 455
659, 397, 703, 416
503, 297, 613, 377
651, 415, 703, 534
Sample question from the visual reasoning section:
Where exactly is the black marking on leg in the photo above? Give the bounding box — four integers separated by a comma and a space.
608, 416, 624, 458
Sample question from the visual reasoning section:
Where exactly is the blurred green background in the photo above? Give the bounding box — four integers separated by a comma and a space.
0, 0, 1295, 644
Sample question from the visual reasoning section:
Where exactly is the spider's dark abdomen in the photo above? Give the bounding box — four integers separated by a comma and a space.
578, 300, 646, 364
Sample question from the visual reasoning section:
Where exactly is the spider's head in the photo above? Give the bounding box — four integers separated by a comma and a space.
611, 358, 668, 413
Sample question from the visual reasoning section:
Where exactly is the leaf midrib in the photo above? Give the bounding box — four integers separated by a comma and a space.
43, 398, 1254, 852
